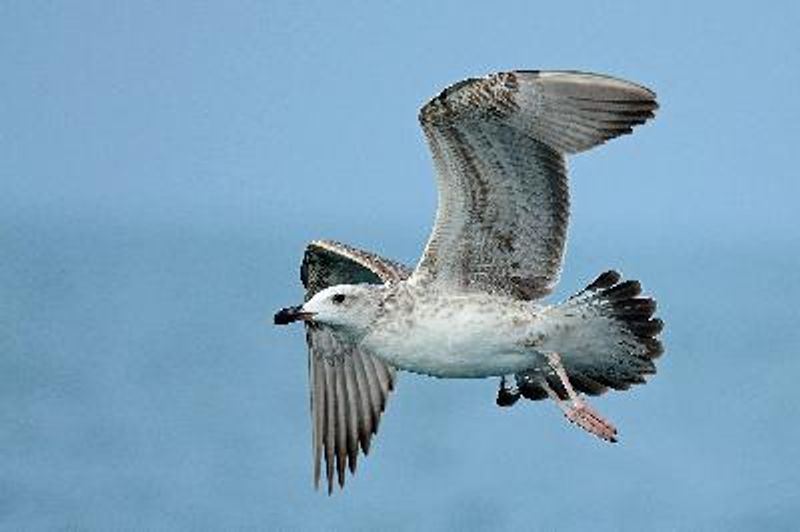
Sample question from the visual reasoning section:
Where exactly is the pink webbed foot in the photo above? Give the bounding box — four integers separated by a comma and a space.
541, 352, 619, 443
562, 399, 618, 443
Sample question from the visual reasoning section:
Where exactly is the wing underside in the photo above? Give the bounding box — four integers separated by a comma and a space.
413, 71, 658, 300
301, 240, 410, 493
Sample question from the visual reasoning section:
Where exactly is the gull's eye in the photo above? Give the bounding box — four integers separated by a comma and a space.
332, 293, 346, 304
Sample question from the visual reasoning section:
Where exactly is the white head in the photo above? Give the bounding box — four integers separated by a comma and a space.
274, 284, 384, 339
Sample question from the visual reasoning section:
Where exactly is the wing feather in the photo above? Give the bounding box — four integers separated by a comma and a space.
333, 360, 348, 489
350, 349, 376, 454
322, 358, 336, 494
310, 351, 325, 487
342, 355, 360, 473
355, 349, 386, 433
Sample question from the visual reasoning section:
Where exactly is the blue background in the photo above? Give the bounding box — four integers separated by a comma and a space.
2, 2, 799, 529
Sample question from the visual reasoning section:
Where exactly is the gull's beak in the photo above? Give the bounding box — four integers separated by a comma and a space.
274, 305, 315, 325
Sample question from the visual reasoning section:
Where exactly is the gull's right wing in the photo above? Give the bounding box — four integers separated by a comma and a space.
413, 71, 658, 300
301, 240, 411, 494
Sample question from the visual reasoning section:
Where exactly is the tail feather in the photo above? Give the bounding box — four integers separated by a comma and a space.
583, 270, 620, 291
601, 280, 642, 302
567, 270, 664, 361
515, 270, 664, 401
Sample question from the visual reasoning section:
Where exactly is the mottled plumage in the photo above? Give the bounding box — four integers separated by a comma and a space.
414, 71, 656, 299
275, 70, 663, 494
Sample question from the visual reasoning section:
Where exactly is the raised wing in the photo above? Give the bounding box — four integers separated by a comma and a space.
301, 240, 411, 494
413, 71, 657, 299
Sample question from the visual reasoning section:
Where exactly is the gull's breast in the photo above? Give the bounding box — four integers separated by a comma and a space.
362, 293, 539, 378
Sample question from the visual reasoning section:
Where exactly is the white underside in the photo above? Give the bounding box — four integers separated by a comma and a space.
360, 291, 630, 379
361, 294, 544, 378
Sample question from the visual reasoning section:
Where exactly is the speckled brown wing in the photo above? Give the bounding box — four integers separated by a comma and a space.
301, 240, 411, 494
414, 71, 658, 300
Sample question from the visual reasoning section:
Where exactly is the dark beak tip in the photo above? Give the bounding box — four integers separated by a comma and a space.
274, 305, 312, 325
274, 306, 298, 325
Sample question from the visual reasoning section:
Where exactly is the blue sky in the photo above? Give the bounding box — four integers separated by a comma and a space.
2, 2, 799, 530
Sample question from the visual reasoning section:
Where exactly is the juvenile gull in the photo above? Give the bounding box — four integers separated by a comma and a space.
275, 70, 663, 494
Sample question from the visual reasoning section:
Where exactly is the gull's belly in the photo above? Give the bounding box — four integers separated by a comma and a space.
362, 297, 538, 378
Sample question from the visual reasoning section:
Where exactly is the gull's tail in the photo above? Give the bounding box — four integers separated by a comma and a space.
517, 271, 664, 400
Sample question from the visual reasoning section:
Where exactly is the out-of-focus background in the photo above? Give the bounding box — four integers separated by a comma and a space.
2, 2, 798, 529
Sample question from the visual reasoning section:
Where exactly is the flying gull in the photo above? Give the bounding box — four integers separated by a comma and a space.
275, 70, 663, 494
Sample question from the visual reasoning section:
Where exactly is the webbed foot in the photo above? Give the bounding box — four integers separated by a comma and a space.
541, 352, 619, 443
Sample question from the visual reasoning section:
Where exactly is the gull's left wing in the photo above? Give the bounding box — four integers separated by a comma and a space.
300, 240, 411, 494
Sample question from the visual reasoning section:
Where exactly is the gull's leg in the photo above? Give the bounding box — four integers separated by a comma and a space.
541, 352, 618, 443
496, 375, 520, 407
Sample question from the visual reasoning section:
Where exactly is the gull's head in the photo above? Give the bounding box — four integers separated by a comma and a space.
274, 284, 383, 336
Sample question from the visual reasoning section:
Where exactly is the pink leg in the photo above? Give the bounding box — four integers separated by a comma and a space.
541, 353, 618, 443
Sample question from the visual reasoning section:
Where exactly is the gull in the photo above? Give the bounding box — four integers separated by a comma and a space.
275, 70, 663, 494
